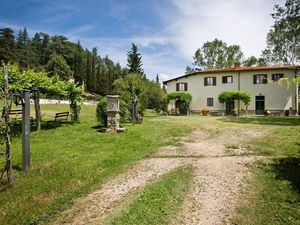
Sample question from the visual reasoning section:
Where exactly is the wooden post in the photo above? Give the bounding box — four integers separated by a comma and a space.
22, 89, 31, 172
34, 91, 41, 131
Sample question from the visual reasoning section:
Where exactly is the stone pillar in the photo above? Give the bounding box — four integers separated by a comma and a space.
106, 95, 120, 130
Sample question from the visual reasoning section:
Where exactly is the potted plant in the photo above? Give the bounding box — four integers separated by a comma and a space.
264, 109, 271, 116
201, 107, 209, 116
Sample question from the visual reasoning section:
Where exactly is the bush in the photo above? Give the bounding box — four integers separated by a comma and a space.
96, 98, 129, 126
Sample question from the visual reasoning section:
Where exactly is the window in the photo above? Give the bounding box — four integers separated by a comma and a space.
207, 98, 214, 107
222, 76, 233, 83
272, 73, 284, 81
253, 74, 267, 84
204, 77, 216, 86
176, 82, 188, 91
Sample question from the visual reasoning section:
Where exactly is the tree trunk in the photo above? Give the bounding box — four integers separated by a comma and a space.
2, 67, 14, 186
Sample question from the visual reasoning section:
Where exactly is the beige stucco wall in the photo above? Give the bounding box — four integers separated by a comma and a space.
165, 69, 297, 113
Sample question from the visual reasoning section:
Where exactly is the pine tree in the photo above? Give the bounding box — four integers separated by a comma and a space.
16, 27, 32, 69
127, 43, 143, 74
0, 28, 16, 63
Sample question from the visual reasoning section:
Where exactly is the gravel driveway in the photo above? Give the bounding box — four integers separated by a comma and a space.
50, 123, 266, 225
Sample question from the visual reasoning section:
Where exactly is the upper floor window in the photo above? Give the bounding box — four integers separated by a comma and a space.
204, 77, 216, 86
222, 76, 233, 83
176, 82, 188, 91
272, 73, 284, 81
253, 74, 267, 84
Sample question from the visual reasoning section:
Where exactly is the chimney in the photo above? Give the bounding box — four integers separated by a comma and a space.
234, 62, 241, 68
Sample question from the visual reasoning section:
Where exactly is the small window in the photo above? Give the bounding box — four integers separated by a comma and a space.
207, 98, 214, 107
272, 73, 284, 81
176, 82, 187, 91
222, 76, 233, 83
253, 74, 267, 84
204, 77, 216, 86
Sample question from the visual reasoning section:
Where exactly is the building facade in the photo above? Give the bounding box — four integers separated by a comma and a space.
163, 65, 299, 115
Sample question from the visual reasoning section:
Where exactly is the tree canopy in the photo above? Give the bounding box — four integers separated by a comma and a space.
191, 39, 244, 70
0, 27, 128, 96
262, 0, 300, 65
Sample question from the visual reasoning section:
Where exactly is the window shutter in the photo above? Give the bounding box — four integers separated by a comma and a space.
204, 78, 207, 86
222, 76, 226, 83
176, 83, 179, 91
213, 77, 216, 85
263, 75, 267, 83
253, 75, 257, 84
184, 83, 188, 91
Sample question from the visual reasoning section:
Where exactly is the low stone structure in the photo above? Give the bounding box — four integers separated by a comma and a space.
101, 95, 125, 133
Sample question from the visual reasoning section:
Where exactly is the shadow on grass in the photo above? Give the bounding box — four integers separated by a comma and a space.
218, 116, 300, 126
9, 120, 72, 137
272, 157, 300, 193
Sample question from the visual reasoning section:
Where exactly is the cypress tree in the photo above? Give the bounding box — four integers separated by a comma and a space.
127, 43, 143, 74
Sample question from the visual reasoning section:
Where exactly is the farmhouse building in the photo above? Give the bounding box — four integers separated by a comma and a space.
163, 64, 299, 115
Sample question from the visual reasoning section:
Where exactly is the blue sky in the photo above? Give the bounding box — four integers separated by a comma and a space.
0, 0, 284, 80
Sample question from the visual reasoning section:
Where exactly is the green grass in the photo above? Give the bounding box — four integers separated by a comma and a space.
107, 167, 193, 225
221, 116, 300, 157
0, 106, 198, 225
231, 158, 300, 225
0, 109, 299, 225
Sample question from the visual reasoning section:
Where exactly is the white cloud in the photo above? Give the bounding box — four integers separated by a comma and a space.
160, 0, 285, 60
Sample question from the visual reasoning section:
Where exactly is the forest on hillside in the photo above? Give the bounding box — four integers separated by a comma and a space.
0, 27, 142, 96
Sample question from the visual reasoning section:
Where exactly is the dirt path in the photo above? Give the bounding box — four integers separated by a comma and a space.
51, 158, 184, 225
50, 123, 266, 225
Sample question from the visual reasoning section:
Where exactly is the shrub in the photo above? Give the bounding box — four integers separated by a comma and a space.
96, 98, 129, 126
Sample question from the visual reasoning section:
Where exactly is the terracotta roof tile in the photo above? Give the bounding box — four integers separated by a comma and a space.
163, 65, 300, 84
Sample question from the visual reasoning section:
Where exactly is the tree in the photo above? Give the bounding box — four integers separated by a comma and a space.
127, 43, 143, 74
46, 53, 72, 80
243, 56, 258, 67
16, 27, 33, 69
263, 0, 300, 65
0, 28, 16, 63
185, 66, 195, 74
192, 38, 244, 69
113, 73, 147, 114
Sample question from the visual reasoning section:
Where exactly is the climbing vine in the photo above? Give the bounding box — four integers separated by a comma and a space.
0, 63, 84, 122
166, 92, 193, 107
218, 91, 251, 105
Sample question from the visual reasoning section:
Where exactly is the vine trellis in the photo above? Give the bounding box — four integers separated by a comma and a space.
0, 66, 14, 186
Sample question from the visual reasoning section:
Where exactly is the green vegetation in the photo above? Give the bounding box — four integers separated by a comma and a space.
0, 106, 196, 225
221, 116, 300, 157
231, 158, 300, 225
166, 92, 193, 107
0, 109, 299, 225
224, 116, 300, 225
107, 167, 192, 225
218, 91, 251, 105
96, 98, 129, 126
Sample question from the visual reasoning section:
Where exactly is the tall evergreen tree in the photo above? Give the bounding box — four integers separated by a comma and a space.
127, 43, 143, 74
0, 28, 16, 63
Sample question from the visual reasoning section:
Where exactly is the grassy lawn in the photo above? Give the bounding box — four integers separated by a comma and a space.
0, 107, 299, 225
107, 167, 192, 225
222, 116, 300, 225
0, 105, 198, 225
231, 158, 300, 225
